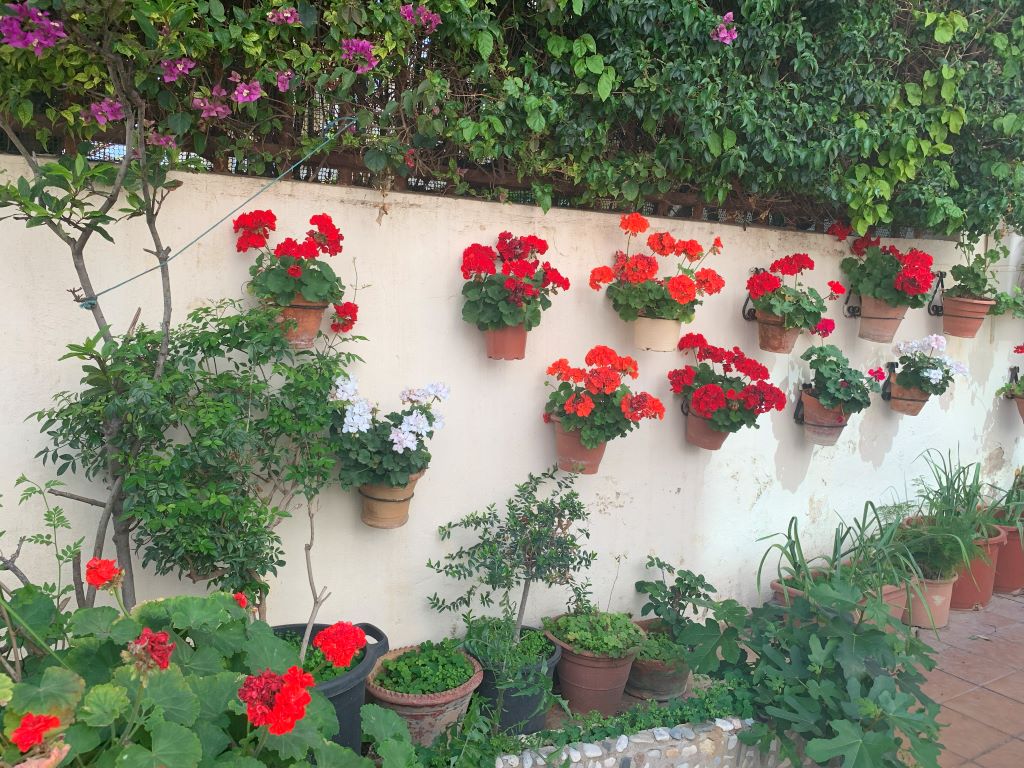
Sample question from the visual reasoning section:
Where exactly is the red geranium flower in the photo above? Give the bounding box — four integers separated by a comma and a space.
851, 234, 880, 257
233, 209, 277, 252
233, 592, 249, 609
813, 318, 835, 338
11, 713, 61, 753
589, 265, 615, 290
585, 367, 622, 395
331, 302, 358, 333
647, 231, 677, 256
564, 392, 595, 417
827, 280, 846, 297
239, 666, 314, 736
126, 627, 175, 671
313, 622, 367, 668
287, 263, 303, 278
695, 268, 725, 295
622, 254, 659, 283
894, 265, 933, 296
746, 271, 782, 300
675, 239, 704, 262
677, 332, 709, 351
826, 221, 853, 241
620, 392, 665, 421
85, 557, 121, 588
769, 253, 814, 276
667, 274, 697, 305
691, 383, 727, 417
461, 244, 497, 278
868, 367, 887, 382
1014, 344, 1024, 354
541, 263, 570, 291
667, 366, 697, 393
501, 258, 539, 279
619, 212, 649, 235
307, 213, 344, 256
712, 236, 723, 250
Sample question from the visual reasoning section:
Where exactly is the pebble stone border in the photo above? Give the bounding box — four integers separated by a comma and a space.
497, 716, 800, 768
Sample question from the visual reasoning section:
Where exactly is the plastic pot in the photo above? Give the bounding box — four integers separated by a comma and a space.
624, 620, 690, 701
951, 527, 1007, 610
684, 412, 729, 451
995, 524, 1024, 593
941, 296, 994, 339
272, 622, 388, 750
889, 381, 930, 416
551, 417, 606, 474
800, 391, 849, 446
903, 575, 958, 629
482, 325, 527, 360
633, 317, 681, 352
472, 631, 561, 735
277, 295, 328, 349
365, 645, 483, 747
357, 470, 425, 529
544, 631, 638, 716
755, 311, 801, 354
857, 296, 907, 343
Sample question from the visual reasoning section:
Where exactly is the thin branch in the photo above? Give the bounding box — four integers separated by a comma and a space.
0, 601, 24, 680
48, 489, 106, 508
71, 551, 86, 609
299, 501, 330, 662
0, 536, 31, 588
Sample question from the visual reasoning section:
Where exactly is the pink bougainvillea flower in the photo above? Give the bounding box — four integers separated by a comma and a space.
0, 3, 65, 56
232, 80, 263, 104
710, 11, 738, 45
147, 132, 177, 149
160, 57, 196, 83
89, 98, 125, 126
267, 7, 300, 24
276, 69, 294, 92
341, 38, 379, 74
400, 4, 442, 33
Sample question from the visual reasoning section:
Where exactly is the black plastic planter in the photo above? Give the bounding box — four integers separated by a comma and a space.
273, 622, 388, 750
473, 639, 561, 735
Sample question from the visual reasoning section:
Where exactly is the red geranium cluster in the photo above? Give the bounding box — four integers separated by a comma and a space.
1014, 344, 1024, 354
85, 557, 121, 589
888, 246, 934, 296
851, 234, 880, 257
746, 271, 782, 300
124, 627, 175, 673
233, 209, 277, 252
238, 666, 315, 736
312, 621, 368, 668
769, 253, 814, 276
826, 221, 853, 241
11, 713, 61, 753
331, 301, 358, 333
460, 231, 569, 309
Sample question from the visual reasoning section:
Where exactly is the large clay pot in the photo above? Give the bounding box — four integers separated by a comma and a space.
684, 412, 729, 451
857, 296, 907, 343
545, 631, 638, 716
994, 525, 1024, 594
365, 645, 483, 747
552, 417, 606, 474
472, 630, 561, 735
755, 311, 801, 354
633, 317, 682, 352
357, 471, 425, 529
903, 575, 958, 629
277, 295, 328, 349
482, 325, 527, 360
951, 527, 1007, 610
942, 296, 994, 339
800, 391, 849, 446
889, 381, 930, 415
879, 583, 911, 621
624, 620, 689, 701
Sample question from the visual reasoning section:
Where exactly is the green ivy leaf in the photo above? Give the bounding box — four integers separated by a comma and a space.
585, 54, 604, 74
0, 673, 13, 706
806, 720, 896, 768
722, 127, 737, 150
706, 131, 723, 158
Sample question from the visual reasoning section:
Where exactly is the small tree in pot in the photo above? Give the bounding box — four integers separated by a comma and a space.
427, 468, 595, 734
798, 345, 884, 445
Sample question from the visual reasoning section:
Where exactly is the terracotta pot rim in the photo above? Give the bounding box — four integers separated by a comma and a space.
366, 644, 483, 705
358, 470, 427, 498
919, 574, 960, 586
942, 295, 996, 307
278, 295, 330, 309
754, 310, 798, 328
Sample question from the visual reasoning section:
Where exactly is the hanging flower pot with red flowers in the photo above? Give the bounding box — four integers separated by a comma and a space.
798, 346, 883, 445
888, 335, 967, 415
997, 345, 1024, 424
543, 346, 664, 473
744, 254, 843, 353
460, 232, 570, 360
234, 209, 355, 349
590, 213, 725, 351
839, 236, 935, 343
667, 335, 786, 450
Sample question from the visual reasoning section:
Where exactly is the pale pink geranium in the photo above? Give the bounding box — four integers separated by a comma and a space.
711, 11, 738, 45
341, 39, 379, 74
232, 80, 263, 104
89, 98, 125, 126
276, 70, 294, 92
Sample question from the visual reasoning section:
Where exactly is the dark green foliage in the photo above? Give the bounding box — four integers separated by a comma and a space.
800, 345, 880, 414
945, 244, 1007, 299
373, 640, 474, 696
542, 611, 643, 659
461, 275, 553, 331
842, 246, 932, 307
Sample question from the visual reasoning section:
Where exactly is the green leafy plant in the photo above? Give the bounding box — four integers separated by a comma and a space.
895, 519, 980, 580
542, 610, 643, 659
944, 244, 1006, 299
992, 286, 1024, 318
373, 640, 474, 696
800, 345, 882, 415
634, 556, 715, 656
841, 245, 936, 308
997, 346, 1024, 399
745, 254, 834, 331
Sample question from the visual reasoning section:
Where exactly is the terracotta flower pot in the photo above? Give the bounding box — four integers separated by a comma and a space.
755, 311, 801, 354
624, 620, 689, 701
857, 296, 907, 343
889, 381, 930, 415
684, 412, 729, 451
357, 471, 425, 529
544, 631, 638, 716
633, 317, 682, 352
942, 296, 994, 339
482, 325, 527, 360
879, 583, 911, 621
800, 391, 849, 446
277, 295, 328, 349
995, 525, 1024, 594
951, 527, 1007, 610
1013, 397, 1024, 425
365, 645, 483, 747
903, 575, 958, 629
552, 417, 606, 474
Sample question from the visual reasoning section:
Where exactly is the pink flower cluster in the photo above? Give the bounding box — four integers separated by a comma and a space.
711, 11, 738, 45
0, 2, 65, 57
147, 132, 176, 149
341, 38, 379, 74
267, 6, 299, 25
276, 69, 294, 92
160, 57, 196, 83
228, 72, 263, 103
400, 4, 441, 33
193, 85, 230, 118
89, 98, 125, 126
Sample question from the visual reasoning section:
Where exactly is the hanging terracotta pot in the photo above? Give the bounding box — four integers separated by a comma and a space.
800, 391, 849, 446
942, 296, 995, 339
545, 631, 638, 716
857, 296, 907, 343
357, 471, 426, 529
889, 380, 930, 415
755, 311, 801, 354
903, 575, 957, 629
950, 527, 1007, 610
633, 317, 682, 352
994, 524, 1024, 594
1012, 397, 1024, 425
277, 295, 328, 349
684, 412, 729, 451
482, 325, 527, 360
551, 417, 606, 474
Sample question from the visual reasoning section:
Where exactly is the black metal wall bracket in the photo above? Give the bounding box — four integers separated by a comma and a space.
843, 291, 861, 318
927, 271, 947, 317
1005, 366, 1021, 399
793, 383, 812, 424
880, 362, 899, 401
740, 267, 765, 322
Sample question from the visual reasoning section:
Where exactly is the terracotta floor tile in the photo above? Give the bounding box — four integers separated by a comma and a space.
925, 669, 980, 702
936, 645, 1018, 685
984, 671, 1024, 703
938, 748, 967, 768
974, 738, 1024, 768
943, 688, 1024, 735
938, 712, 1014, 759
983, 600, 1024, 622
991, 623, 1024, 644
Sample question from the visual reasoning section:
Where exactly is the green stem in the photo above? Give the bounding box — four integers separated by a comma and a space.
113, 587, 130, 617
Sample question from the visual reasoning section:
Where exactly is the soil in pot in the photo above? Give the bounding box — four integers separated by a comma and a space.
903, 575, 958, 629
684, 412, 729, 451
624, 619, 690, 701
857, 296, 907, 343
889, 381, 930, 416
483, 325, 528, 360
552, 417, 606, 474
942, 296, 994, 339
272, 622, 389, 750
995, 524, 1024, 594
800, 391, 849, 446
472, 629, 561, 735
358, 470, 425, 529
755, 311, 801, 354
365, 642, 483, 747
277, 295, 329, 349
633, 317, 682, 352
951, 527, 1007, 610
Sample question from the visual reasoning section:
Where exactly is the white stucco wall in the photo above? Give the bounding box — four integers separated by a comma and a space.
1, 156, 1022, 645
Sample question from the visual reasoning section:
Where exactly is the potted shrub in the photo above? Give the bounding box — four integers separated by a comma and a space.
994, 468, 1024, 594
234, 209, 354, 348
941, 244, 1006, 338
460, 231, 570, 359
895, 519, 977, 628
543, 345, 664, 473
364, 639, 483, 746
542, 607, 645, 715
889, 335, 967, 415
840, 240, 936, 342
996, 344, 1024, 424
667, 334, 786, 450
629, 557, 717, 700
745, 253, 843, 353
331, 378, 448, 528
427, 469, 594, 734
798, 346, 885, 445
589, 212, 726, 351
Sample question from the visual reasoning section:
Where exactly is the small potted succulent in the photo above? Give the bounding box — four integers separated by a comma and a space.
996, 344, 1024, 424
798, 345, 885, 445
460, 231, 570, 359
889, 335, 967, 415
365, 639, 483, 746
839, 238, 936, 342
590, 212, 726, 351
331, 377, 448, 528
941, 244, 1006, 338
667, 334, 787, 450
234, 209, 354, 348
745, 253, 844, 353
543, 345, 665, 473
